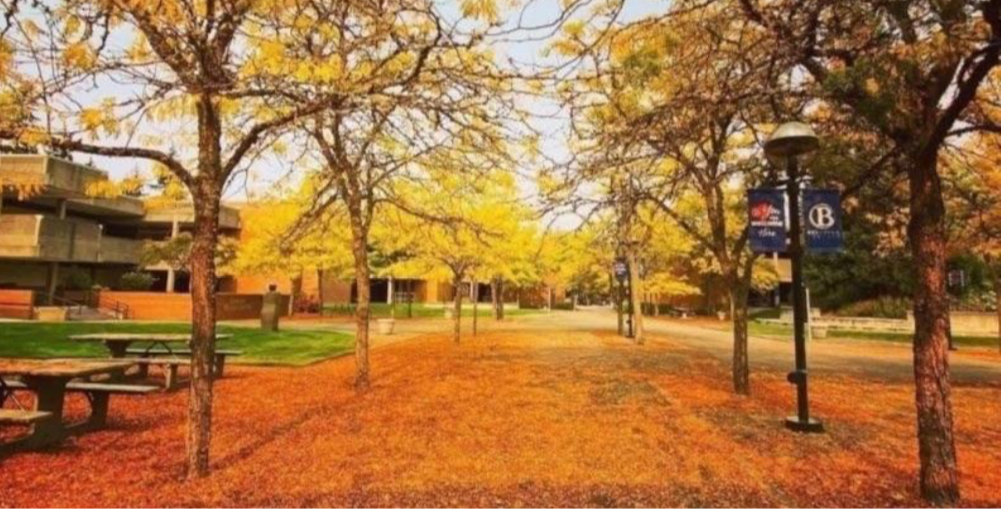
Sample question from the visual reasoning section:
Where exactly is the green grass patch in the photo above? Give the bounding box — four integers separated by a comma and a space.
749, 321, 997, 348
0, 322, 353, 366
321, 302, 540, 319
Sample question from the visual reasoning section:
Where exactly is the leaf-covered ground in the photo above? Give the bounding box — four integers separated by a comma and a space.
1, 329, 999, 507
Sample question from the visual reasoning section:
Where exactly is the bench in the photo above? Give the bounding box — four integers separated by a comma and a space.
67, 382, 159, 427
124, 348, 243, 377
0, 409, 53, 425
128, 358, 187, 390
1, 379, 157, 428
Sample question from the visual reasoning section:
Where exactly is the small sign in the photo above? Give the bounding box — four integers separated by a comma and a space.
613, 258, 629, 282
804, 189, 843, 253
748, 189, 787, 253
948, 270, 965, 289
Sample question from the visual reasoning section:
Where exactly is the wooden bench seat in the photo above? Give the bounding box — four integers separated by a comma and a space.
65, 382, 159, 395
1, 379, 28, 390
124, 348, 243, 377
0, 409, 52, 425
126, 358, 187, 390
125, 348, 243, 356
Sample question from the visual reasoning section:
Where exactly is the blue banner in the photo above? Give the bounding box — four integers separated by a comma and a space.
804, 189, 843, 253
748, 189, 787, 253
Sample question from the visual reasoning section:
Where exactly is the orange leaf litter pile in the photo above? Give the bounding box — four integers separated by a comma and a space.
1, 330, 999, 507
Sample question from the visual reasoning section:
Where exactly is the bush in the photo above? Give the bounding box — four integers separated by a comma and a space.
834, 297, 911, 319
62, 270, 93, 291
119, 271, 155, 291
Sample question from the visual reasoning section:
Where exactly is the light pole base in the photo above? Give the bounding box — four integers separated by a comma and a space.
785, 416, 824, 433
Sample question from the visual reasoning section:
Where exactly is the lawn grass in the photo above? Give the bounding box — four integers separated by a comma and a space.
0, 322, 353, 366
322, 302, 541, 319
749, 321, 997, 348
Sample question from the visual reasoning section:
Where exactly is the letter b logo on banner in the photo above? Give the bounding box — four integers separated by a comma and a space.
804, 190, 843, 253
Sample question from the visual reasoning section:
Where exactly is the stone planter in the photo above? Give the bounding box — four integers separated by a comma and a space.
717, 310, 727, 321
377, 318, 395, 335
811, 325, 829, 339
35, 306, 68, 322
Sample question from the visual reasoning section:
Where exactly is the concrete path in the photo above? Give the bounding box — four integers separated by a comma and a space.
227, 307, 1000, 384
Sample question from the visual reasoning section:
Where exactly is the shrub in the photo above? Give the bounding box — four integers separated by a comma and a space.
834, 297, 911, 319
119, 271, 155, 291
62, 270, 93, 291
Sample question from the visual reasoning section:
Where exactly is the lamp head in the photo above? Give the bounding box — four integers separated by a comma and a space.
764, 122, 819, 160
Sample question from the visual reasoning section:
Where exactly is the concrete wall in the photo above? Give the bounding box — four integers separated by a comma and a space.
0, 261, 49, 289
0, 214, 141, 264
951, 312, 1000, 335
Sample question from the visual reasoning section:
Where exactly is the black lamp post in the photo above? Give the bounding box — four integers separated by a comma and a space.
765, 121, 824, 433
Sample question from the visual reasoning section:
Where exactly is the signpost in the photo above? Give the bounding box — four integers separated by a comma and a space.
762, 121, 828, 434
613, 258, 633, 338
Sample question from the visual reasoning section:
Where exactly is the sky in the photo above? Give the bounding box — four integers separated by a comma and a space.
62, 0, 669, 215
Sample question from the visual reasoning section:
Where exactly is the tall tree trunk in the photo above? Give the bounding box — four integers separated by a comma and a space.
187, 187, 220, 479
614, 271, 624, 335
186, 93, 222, 479
994, 272, 1001, 354
627, 248, 644, 344
492, 277, 504, 320
348, 220, 371, 390
317, 268, 325, 307
472, 278, 478, 336
452, 274, 462, 343
729, 269, 751, 396
908, 153, 959, 504
290, 271, 303, 315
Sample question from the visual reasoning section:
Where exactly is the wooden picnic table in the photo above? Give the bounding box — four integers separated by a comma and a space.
0, 358, 134, 449
69, 333, 233, 358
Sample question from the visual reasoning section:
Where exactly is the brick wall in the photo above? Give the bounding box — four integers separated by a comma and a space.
0, 289, 34, 319
92, 291, 290, 321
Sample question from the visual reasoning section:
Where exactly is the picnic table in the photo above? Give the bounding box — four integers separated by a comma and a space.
0, 358, 136, 449
68, 333, 233, 358
69, 333, 239, 388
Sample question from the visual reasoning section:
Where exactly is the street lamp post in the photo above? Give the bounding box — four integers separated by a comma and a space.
765, 122, 824, 433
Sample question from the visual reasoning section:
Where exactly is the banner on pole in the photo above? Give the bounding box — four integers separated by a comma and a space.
613, 258, 629, 282
803, 189, 844, 253
748, 189, 787, 253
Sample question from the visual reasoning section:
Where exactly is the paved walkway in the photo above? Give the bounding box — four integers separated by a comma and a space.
318, 307, 1000, 385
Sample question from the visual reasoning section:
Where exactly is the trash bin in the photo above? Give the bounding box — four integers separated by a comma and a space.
261, 284, 280, 332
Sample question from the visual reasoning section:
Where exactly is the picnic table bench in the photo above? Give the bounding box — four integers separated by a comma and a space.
69, 333, 237, 389
0, 359, 157, 451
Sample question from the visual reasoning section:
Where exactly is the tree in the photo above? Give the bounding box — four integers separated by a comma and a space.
549, 1, 774, 390
0, 0, 331, 477
944, 134, 1001, 350
391, 169, 522, 343
260, 0, 516, 387
231, 178, 354, 312
726, 0, 1001, 502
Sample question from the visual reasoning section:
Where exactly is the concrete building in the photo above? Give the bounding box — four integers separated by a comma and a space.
0, 154, 240, 304
2, 154, 563, 317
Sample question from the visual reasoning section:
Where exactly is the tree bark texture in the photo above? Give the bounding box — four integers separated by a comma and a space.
994, 273, 1001, 354
347, 209, 371, 390
452, 275, 463, 343
472, 279, 478, 336
186, 94, 222, 479
908, 154, 959, 505
728, 270, 751, 396
627, 248, 644, 345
